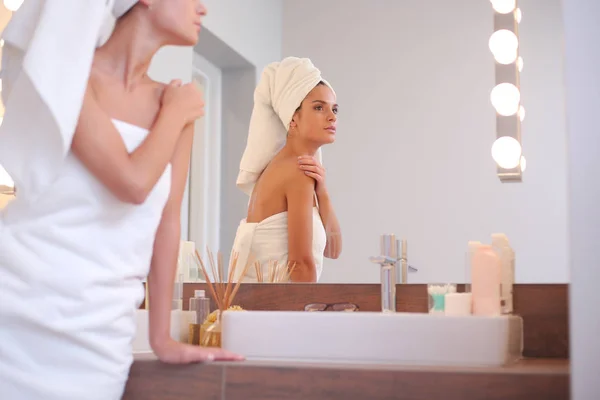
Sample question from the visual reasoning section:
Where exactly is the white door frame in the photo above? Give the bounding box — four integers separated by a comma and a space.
187, 63, 221, 262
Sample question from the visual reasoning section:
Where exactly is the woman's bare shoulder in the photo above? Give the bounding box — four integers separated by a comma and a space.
256, 155, 313, 193
275, 157, 314, 192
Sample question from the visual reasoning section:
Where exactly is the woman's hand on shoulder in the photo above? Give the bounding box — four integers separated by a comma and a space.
160, 79, 205, 126
297, 155, 328, 197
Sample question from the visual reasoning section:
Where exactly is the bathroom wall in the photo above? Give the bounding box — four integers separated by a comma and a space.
562, 0, 600, 397
200, 0, 283, 79
281, 0, 569, 283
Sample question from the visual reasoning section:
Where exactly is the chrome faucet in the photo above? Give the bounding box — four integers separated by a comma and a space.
397, 238, 418, 284
369, 234, 418, 313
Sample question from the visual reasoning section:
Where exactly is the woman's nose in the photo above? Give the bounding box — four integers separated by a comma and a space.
197, 1, 207, 16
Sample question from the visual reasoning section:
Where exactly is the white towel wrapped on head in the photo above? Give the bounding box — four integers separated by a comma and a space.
236, 56, 335, 196
0, 0, 137, 202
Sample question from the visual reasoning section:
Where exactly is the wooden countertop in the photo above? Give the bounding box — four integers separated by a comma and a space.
124, 354, 570, 400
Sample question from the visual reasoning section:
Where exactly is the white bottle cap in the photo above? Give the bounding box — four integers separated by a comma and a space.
194, 290, 205, 298
467, 241, 481, 251
491, 233, 509, 244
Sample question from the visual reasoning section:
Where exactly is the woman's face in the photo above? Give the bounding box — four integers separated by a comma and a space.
291, 83, 338, 145
148, 0, 207, 46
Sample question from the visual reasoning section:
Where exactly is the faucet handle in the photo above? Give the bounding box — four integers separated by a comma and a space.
369, 255, 397, 265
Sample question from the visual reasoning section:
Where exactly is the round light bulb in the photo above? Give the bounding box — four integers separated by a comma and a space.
490, 0, 516, 14
518, 105, 526, 121
516, 8, 522, 23
520, 155, 527, 172
3, 0, 24, 11
489, 30, 519, 64
490, 83, 521, 116
517, 56, 524, 72
492, 137, 522, 169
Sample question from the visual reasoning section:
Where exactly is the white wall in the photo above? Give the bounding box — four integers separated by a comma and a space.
562, 0, 600, 398
201, 0, 282, 78
282, 0, 569, 283
220, 70, 257, 260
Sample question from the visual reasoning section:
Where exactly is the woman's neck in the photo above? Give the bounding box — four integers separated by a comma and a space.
95, 12, 163, 90
282, 136, 320, 158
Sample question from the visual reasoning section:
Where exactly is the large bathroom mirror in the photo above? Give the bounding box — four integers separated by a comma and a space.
0, 0, 567, 285
182, 0, 568, 285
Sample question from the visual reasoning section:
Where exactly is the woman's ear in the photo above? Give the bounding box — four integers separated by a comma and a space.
138, 0, 153, 9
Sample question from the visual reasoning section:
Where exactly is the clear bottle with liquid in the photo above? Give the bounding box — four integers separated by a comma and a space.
189, 290, 211, 325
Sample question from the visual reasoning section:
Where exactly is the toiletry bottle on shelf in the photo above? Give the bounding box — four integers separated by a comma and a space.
172, 270, 184, 310
179, 241, 198, 281
188, 290, 211, 345
189, 290, 210, 324
491, 233, 515, 314
465, 241, 482, 293
471, 244, 502, 316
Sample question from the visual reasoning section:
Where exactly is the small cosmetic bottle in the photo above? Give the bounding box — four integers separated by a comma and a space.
491, 233, 515, 314
471, 244, 502, 316
188, 290, 211, 345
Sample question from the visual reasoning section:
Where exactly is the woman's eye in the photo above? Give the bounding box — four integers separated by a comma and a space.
315, 105, 323, 111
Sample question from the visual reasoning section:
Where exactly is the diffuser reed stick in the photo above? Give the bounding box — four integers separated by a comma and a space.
253, 260, 297, 283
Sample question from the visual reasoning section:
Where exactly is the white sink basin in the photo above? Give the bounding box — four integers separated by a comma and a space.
221, 311, 523, 367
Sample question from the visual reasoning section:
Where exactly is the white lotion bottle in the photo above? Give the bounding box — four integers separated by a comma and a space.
491, 233, 515, 314
466, 241, 482, 293
471, 244, 502, 316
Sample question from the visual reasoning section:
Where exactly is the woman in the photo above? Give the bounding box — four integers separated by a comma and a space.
0, 1, 241, 399
233, 57, 342, 283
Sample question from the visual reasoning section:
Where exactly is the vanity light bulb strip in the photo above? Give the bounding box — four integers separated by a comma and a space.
489, 0, 525, 182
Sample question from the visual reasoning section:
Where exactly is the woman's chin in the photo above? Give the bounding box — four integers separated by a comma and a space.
324, 133, 336, 144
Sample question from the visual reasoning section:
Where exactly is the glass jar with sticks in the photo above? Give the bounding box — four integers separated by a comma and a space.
193, 249, 253, 347
192, 250, 298, 347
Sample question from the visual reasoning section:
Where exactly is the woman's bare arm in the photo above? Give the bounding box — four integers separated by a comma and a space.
72, 83, 189, 205
286, 171, 318, 282
297, 155, 342, 259
145, 122, 243, 364
147, 123, 193, 352
316, 190, 342, 259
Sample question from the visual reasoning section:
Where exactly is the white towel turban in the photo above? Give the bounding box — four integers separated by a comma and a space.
0, 0, 138, 203
236, 56, 335, 196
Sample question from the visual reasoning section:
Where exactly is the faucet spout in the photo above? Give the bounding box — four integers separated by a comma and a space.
370, 234, 420, 312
